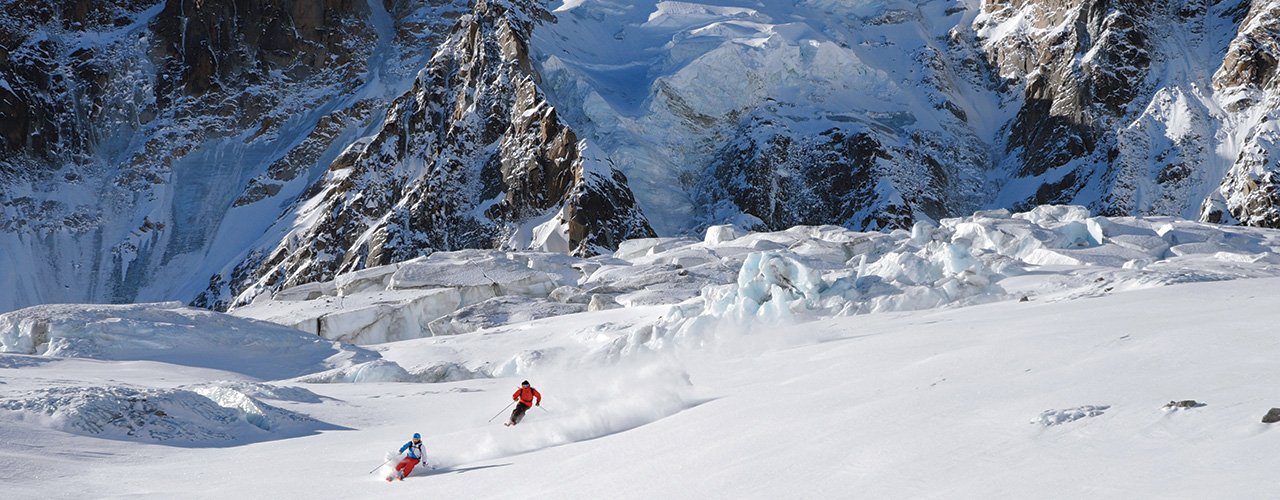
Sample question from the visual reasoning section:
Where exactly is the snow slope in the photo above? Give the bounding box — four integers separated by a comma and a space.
3, 277, 1279, 497
2, 208, 1280, 497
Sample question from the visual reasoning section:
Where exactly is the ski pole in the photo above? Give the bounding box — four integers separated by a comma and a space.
487, 401, 516, 423
367, 458, 393, 474
538, 405, 550, 413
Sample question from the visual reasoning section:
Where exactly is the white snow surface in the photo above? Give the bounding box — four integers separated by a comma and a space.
0, 302, 376, 379
3, 207, 1280, 496
0, 383, 337, 445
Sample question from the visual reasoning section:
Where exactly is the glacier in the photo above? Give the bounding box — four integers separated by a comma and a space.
2, 206, 1280, 496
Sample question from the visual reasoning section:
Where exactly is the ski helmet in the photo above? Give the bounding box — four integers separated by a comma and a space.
412, 433, 421, 440
521, 380, 530, 387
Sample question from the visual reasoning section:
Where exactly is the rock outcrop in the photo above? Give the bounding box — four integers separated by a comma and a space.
972, 0, 1280, 228
1205, 1, 1280, 227
196, 0, 653, 309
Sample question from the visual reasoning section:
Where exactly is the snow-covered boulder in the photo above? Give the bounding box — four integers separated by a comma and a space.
704, 224, 742, 245
1161, 400, 1204, 410
588, 294, 622, 311
549, 286, 592, 304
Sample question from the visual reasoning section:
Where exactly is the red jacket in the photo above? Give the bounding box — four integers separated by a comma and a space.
513, 386, 541, 406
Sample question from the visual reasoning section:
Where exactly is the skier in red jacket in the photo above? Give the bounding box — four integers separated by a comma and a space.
506, 380, 541, 426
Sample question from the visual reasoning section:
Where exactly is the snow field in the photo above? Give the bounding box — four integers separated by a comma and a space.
369, 277, 1280, 498
432, 358, 702, 468
0, 383, 335, 445
3, 278, 1280, 497
0, 302, 376, 379
2, 206, 1280, 496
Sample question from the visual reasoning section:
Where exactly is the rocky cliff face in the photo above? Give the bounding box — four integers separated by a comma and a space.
537, 0, 1280, 236
6, 0, 1280, 313
973, 0, 1280, 227
194, 0, 653, 309
0, 0, 652, 312
0, 0, 384, 178
1206, 0, 1280, 227
0, 0, 461, 310
699, 127, 896, 231
0, 1, 152, 186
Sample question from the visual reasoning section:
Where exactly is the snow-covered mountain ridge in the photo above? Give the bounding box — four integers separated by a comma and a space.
4, 0, 1280, 313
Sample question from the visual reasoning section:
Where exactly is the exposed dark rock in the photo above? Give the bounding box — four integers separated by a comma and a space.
0, 0, 469, 311
149, 0, 371, 98
701, 126, 897, 231
1206, 1, 1280, 228
982, 1, 1151, 182
0, 1, 155, 161
204, 0, 653, 307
